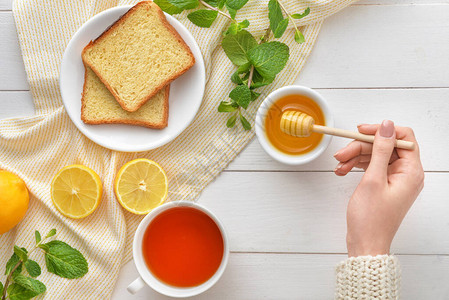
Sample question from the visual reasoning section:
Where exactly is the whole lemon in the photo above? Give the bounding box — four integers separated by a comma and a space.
0, 170, 29, 235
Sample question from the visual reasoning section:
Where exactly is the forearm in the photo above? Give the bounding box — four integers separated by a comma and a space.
335, 255, 400, 300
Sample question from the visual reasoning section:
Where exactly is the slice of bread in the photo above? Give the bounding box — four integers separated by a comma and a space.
81, 66, 169, 129
82, 1, 195, 112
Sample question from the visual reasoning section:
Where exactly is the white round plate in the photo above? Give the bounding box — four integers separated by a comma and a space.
60, 5, 205, 152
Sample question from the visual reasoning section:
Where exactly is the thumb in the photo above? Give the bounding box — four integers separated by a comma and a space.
366, 120, 396, 181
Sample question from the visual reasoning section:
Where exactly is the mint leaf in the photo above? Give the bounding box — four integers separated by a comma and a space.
273, 18, 288, 39
187, 10, 218, 28
5, 253, 22, 276
24, 260, 41, 278
14, 246, 28, 263
250, 69, 275, 88
13, 274, 46, 296
154, 0, 184, 14
203, 0, 219, 7
268, 0, 282, 25
43, 241, 88, 279
294, 29, 305, 44
46, 229, 56, 239
231, 65, 251, 85
231, 71, 243, 84
167, 0, 199, 9
225, 23, 239, 35
222, 30, 257, 66
239, 112, 251, 130
218, 101, 238, 112
291, 7, 310, 19
225, 19, 250, 35
229, 85, 251, 109
248, 41, 289, 78
231, 72, 250, 85
225, 0, 248, 10
226, 114, 238, 128
218, 0, 226, 9
7, 283, 39, 300
225, 3, 237, 19
238, 19, 250, 30
35, 231, 41, 244
38, 244, 49, 252
250, 90, 261, 101
268, 0, 288, 38
237, 62, 251, 73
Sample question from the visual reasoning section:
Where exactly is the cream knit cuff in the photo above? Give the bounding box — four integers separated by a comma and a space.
335, 255, 400, 300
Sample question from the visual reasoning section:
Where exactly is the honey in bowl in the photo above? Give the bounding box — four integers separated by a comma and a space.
142, 207, 224, 287
265, 94, 325, 155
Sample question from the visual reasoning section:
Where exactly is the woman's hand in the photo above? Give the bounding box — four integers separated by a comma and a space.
333, 120, 424, 257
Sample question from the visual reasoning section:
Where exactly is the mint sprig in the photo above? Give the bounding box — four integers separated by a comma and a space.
218, 27, 289, 130
1, 229, 88, 300
268, 0, 287, 38
268, 0, 309, 43
154, 0, 309, 129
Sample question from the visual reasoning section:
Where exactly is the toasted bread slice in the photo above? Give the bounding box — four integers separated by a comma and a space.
82, 1, 195, 112
81, 66, 169, 129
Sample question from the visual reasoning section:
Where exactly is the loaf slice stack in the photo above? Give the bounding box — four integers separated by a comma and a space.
81, 66, 169, 128
82, 1, 195, 112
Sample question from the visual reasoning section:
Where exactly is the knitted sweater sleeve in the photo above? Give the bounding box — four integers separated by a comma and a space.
335, 255, 400, 299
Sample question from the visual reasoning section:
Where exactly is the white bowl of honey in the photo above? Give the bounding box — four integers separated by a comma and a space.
255, 85, 334, 165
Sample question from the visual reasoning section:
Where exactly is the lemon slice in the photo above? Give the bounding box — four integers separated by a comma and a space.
51, 165, 102, 219
114, 158, 168, 215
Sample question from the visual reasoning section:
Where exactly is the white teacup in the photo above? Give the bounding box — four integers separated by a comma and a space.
127, 201, 229, 298
255, 85, 334, 165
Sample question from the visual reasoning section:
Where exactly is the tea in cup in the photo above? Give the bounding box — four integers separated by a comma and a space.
127, 201, 229, 297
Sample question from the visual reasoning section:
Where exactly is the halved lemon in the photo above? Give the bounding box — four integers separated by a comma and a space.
114, 158, 168, 215
51, 165, 102, 219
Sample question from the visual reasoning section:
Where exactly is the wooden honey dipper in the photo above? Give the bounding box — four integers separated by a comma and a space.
280, 111, 415, 150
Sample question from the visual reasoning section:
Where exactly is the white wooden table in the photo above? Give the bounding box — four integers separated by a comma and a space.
2, 0, 449, 298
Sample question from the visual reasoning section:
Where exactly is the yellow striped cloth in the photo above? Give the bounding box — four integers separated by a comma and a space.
1, 0, 355, 298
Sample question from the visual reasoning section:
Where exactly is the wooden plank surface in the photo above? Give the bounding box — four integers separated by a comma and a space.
0, 91, 34, 118
112, 253, 449, 300
200, 172, 449, 254
296, 4, 449, 88
0, 12, 29, 90
2, 4, 449, 90
0, 0, 10, 10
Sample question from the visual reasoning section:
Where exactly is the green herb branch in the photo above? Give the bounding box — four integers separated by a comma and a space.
219, 27, 272, 129
273, 0, 310, 43
1, 231, 49, 300
1, 229, 88, 300
155, 0, 309, 129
